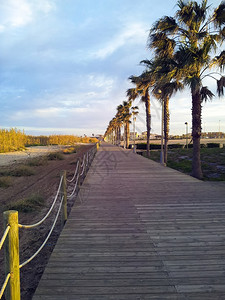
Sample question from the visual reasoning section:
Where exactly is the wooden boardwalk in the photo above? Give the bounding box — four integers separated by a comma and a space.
33, 143, 225, 300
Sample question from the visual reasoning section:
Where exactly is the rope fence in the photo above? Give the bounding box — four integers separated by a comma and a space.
66, 160, 79, 183
0, 142, 100, 300
18, 175, 63, 229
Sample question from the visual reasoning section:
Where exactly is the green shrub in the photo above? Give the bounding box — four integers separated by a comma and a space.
207, 143, 220, 148
150, 144, 161, 150
136, 143, 147, 150
47, 152, 64, 160
168, 144, 183, 149
26, 157, 48, 166
7, 194, 45, 213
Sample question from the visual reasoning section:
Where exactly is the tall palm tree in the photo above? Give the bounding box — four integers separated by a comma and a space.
131, 106, 139, 150
150, 0, 225, 179
122, 100, 132, 149
116, 104, 124, 146
143, 59, 183, 164
128, 71, 154, 157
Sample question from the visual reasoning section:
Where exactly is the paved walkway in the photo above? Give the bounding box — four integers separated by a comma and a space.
33, 143, 225, 300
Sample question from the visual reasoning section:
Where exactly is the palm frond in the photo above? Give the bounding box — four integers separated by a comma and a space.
176, 0, 194, 27
200, 86, 214, 102
184, 75, 202, 93
149, 32, 176, 57
217, 76, 225, 96
150, 16, 178, 34
140, 59, 153, 67
193, 0, 208, 24
213, 1, 225, 27
126, 88, 138, 101
214, 51, 225, 71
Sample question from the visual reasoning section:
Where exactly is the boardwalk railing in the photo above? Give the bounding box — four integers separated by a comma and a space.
0, 143, 99, 300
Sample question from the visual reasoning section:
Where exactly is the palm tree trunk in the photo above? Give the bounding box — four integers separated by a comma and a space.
126, 122, 130, 149
123, 124, 126, 148
145, 90, 151, 157
164, 96, 170, 164
191, 89, 203, 179
118, 126, 121, 146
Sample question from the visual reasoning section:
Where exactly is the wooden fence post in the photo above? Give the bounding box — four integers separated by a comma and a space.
77, 159, 81, 189
60, 170, 67, 225
3, 210, 21, 300
83, 156, 87, 178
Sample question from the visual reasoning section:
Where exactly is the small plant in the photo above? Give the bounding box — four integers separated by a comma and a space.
47, 152, 64, 160
7, 194, 45, 213
0, 166, 35, 177
26, 157, 48, 166
63, 147, 77, 154
10, 165, 35, 177
207, 143, 220, 148
0, 177, 12, 188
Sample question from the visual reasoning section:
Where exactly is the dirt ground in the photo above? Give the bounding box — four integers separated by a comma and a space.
0, 144, 94, 300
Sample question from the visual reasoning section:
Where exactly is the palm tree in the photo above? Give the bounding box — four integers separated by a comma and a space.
116, 104, 124, 146
131, 106, 139, 151
122, 100, 132, 149
143, 59, 183, 164
150, 0, 225, 179
128, 71, 154, 157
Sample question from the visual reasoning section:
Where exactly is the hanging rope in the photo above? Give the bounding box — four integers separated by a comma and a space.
19, 176, 63, 229
0, 273, 10, 299
66, 160, 79, 183
67, 175, 79, 199
19, 195, 64, 269
0, 225, 10, 250
81, 154, 86, 168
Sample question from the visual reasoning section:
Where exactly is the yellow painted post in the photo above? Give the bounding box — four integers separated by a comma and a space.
60, 170, 67, 225
96, 142, 99, 151
3, 210, 21, 300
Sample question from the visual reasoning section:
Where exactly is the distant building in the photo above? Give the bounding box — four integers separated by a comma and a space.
129, 132, 138, 140
138, 132, 158, 140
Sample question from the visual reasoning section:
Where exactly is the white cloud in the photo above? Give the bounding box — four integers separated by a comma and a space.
92, 23, 147, 59
33, 0, 56, 14
0, 0, 33, 29
0, 0, 56, 31
88, 74, 115, 89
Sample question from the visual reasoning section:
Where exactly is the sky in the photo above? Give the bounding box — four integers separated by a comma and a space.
0, 0, 224, 137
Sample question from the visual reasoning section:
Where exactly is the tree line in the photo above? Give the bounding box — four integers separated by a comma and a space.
104, 0, 225, 179
0, 128, 98, 153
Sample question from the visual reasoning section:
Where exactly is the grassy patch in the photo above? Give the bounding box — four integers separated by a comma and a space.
144, 147, 225, 181
26, 156, 48, 167
0, 176, 12, 188
167, 159, 192, 173
0, 165, 35, 177
63, 146, 78, 154
10, 165, 35, 176
47, 152, 64, 160
7, 194, 45, 213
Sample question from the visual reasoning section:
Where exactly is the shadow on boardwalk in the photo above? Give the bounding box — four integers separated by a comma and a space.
34, 143, 225, 300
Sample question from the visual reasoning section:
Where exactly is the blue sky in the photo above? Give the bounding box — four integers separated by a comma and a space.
0, 0, 224, 137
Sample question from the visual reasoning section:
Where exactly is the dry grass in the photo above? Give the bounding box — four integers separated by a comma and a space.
0, 176, 12, 188
6, 194, 45, 213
